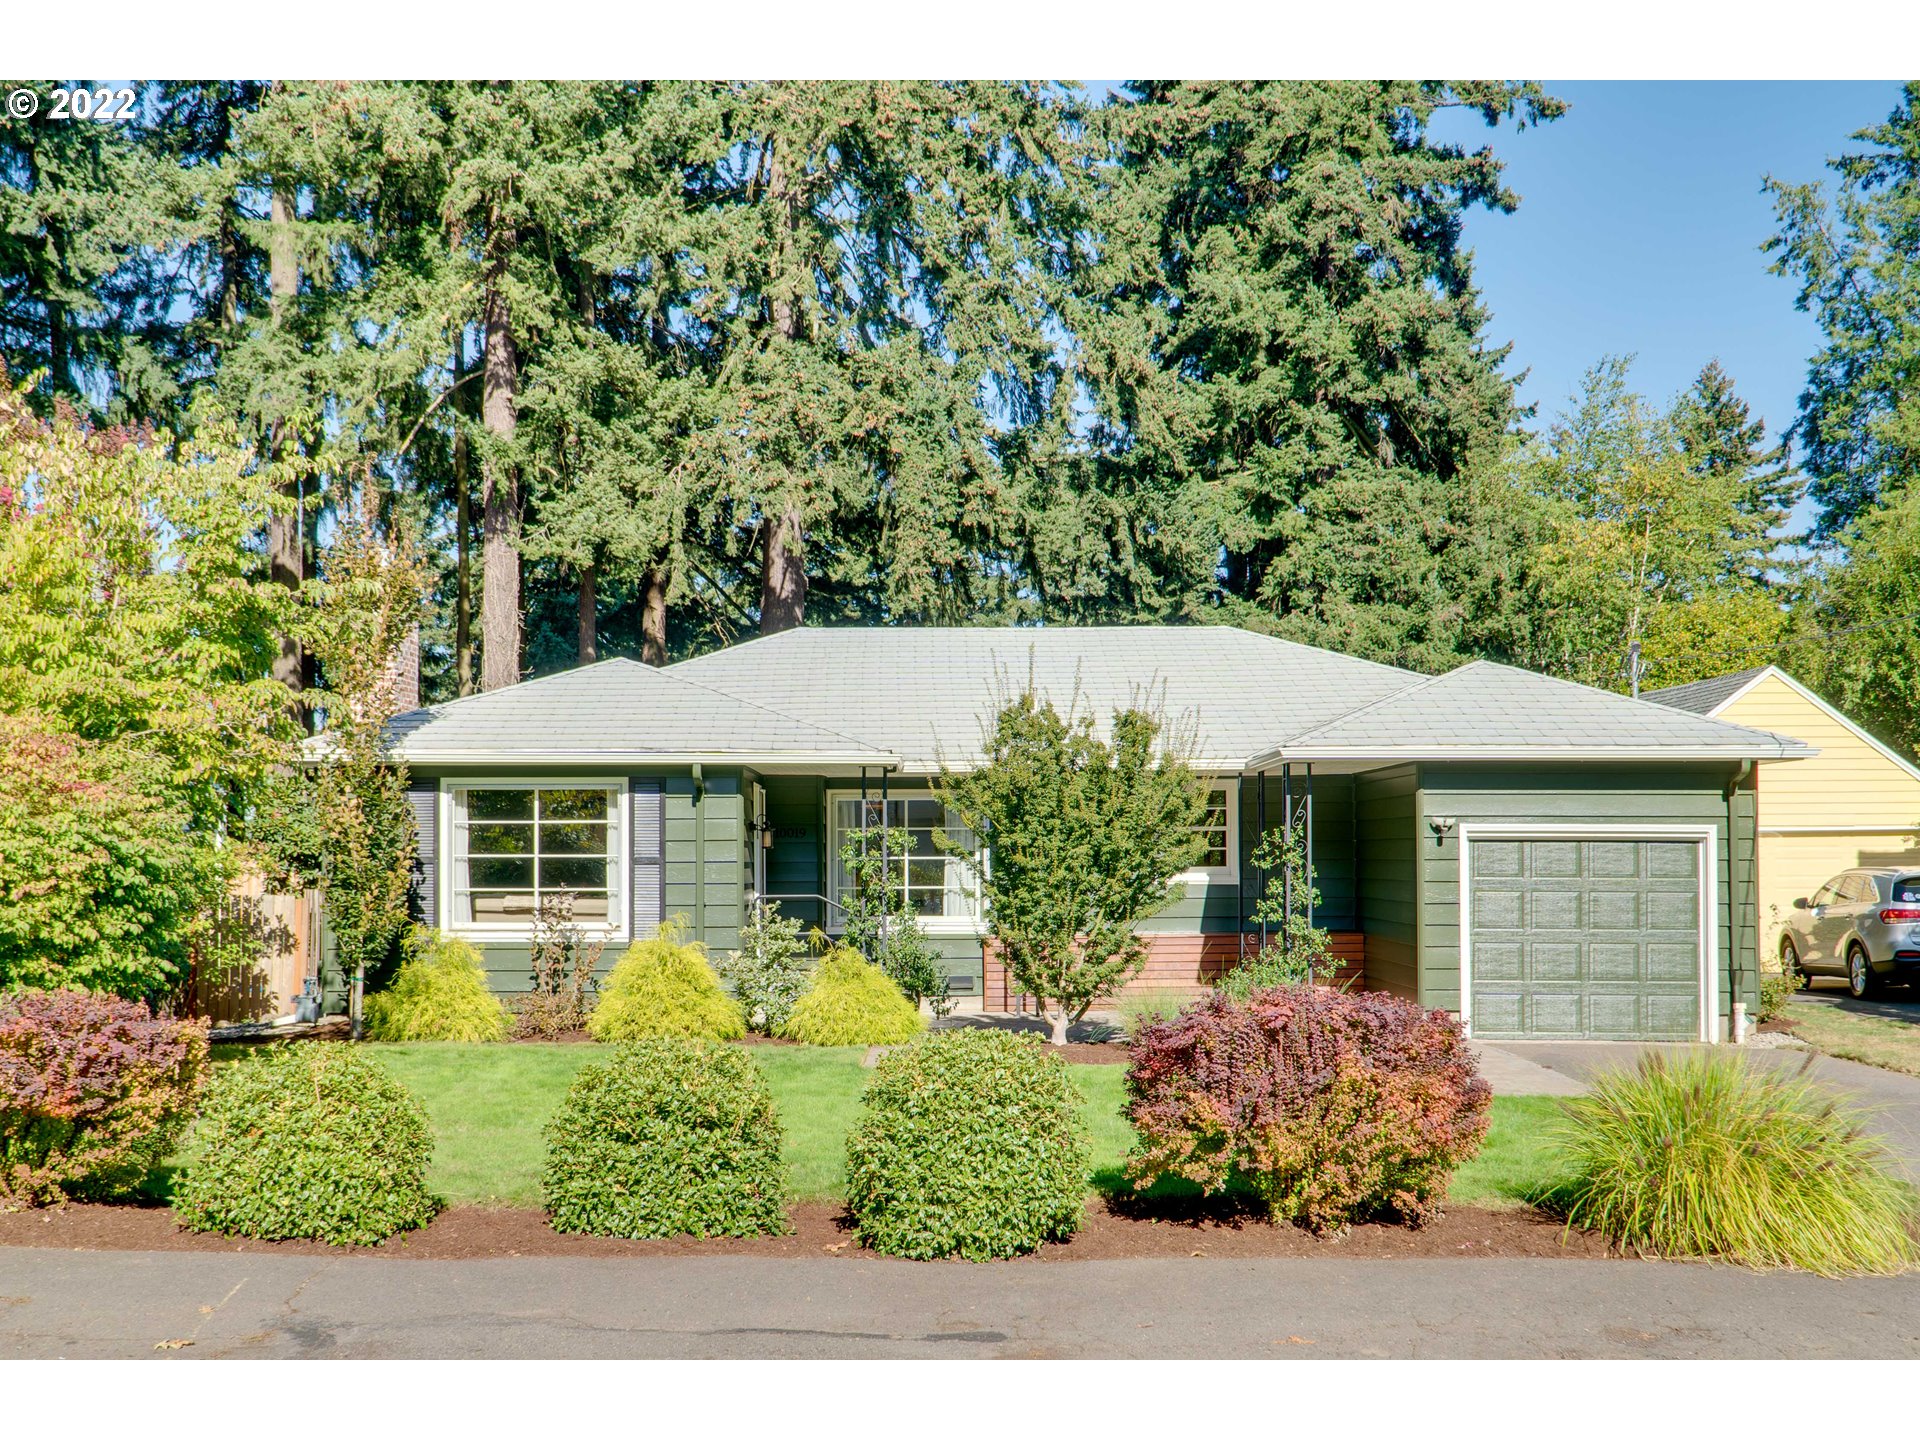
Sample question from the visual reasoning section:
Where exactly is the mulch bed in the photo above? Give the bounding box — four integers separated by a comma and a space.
0, 1198, 1614, 1263
1756, 1016, 1800, 1035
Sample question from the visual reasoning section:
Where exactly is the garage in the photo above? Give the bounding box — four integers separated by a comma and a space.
1465, 832, 1708, 1041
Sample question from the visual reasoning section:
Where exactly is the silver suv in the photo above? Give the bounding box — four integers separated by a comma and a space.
1780, 867, 1920, 998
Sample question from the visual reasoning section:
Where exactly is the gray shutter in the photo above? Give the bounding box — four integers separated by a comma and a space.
630, 778, 664, 939
407, 779, 438, 928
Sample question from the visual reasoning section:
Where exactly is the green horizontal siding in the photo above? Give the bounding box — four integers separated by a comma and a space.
1357, 766, 1419, 998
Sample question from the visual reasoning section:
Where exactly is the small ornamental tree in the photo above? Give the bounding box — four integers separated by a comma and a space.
936, 683, 1208, 1043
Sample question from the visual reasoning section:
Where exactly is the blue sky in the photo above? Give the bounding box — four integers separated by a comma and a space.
1425, 80, 1905, 449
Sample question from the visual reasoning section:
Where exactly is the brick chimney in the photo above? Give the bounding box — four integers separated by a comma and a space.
383, 625, 422, 715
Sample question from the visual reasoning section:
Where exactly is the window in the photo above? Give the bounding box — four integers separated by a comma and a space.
1184, 782, 1238, 880
827, 795, 982, 929
1812, 879, 1846, 907
449, 783, 624, 934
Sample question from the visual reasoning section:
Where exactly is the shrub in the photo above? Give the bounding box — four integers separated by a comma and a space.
1217, 829, 1341, 1001
512, 892, 603, 1039
587, 921, 745, 1042
780, 946, 925, 1046
364, 930, 510, 1042
1115, 989, 1192, 1040
1125, 986, 1491, 1234
543, 1037, 789, 1238
845, 1029, 1089, 1260
0, 989, 209, 1209
1552, 1051, 1919, 1276
1757, 969, 1797, 1024
716, 900, 811, 1035
835, 824, 953, 1017
174, 1044, 438, 1245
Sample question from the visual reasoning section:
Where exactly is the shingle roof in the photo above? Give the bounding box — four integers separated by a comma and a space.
1259, 660, 1812, 763
665, 625, 1423, 772
1642, 666, 1773, 716
380, 658, 895, 765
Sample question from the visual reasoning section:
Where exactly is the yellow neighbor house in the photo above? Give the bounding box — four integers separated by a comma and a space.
1647, 666, 1920, 960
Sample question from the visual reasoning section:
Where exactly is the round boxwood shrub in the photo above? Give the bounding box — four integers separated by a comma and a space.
1125, 985, 1490, 1234
365, 930, 510, 1043
175, 1044, 439, 1245
587, 923, 744, 1042
1554, 1050, 1919, 1276
543, 1037, 788, 1238
781, 946, 924, 1046
0, 988, 209, 1209
845, 1028, 1089, 1260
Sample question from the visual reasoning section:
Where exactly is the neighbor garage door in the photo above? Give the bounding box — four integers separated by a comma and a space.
1468, 836, 1703, 1040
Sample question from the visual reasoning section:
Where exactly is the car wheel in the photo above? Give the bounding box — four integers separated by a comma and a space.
1847, 945, 1880, 1000
1780, 938, 1808, 989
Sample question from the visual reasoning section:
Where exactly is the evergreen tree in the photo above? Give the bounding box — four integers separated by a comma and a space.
1766, 82, 1920, 538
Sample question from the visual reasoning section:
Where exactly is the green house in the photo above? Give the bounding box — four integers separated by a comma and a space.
380, 625, 1809, 1042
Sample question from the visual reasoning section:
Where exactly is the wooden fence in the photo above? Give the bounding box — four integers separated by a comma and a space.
188, 876, 323, 1025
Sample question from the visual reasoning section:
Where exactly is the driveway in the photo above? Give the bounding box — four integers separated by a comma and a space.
3, 1246, 1918, 1359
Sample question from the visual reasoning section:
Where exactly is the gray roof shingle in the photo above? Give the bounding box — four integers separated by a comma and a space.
665, 625, 1423, 771
1642, 666, 1772, 716
1262, 660, 1811, 761
382, 657, 894, 764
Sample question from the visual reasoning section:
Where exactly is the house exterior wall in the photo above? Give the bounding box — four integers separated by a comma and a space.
1412, 762, 1758, 1036
1356, 766, 1419, 1000
1713, 673, 1920, 956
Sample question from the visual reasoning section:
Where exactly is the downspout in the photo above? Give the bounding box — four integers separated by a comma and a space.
1727, 759, 1753, 1044
691, 763, 705, 944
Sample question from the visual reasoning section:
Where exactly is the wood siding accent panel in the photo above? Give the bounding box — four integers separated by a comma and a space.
981, 932, 1366, 1009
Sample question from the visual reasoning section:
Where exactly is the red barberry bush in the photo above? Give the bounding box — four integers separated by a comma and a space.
1124, 985, 1490, 1233
0, 988, 209, 1209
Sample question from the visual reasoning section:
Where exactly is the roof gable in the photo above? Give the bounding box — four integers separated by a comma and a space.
1711, 668, 1920, 788
1642, 666, 1773, 716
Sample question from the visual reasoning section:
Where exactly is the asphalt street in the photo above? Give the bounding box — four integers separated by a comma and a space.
4, 1247, 1917, 1359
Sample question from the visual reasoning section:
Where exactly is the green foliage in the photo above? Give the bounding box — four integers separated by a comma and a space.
1114, 990, 1193, 1040
835, 824, 952, 1015
1552, 1051, 1920, 1277
845, 1029, 1090, 1260
1218, 828, 1342, 1000
1126, 987, 1492, 1233
542, 1038, 789, 1238
512, 893, 603, 1040
779, 946, 925, 1046
0, 989, 209, 1209
176, 1044, 439, 1245
1758, 969, 1798, 1025
588, 922, 745, 1042
936, 683, 1207, 1042
1798, 482, 1920, 759
1766, 82, 1920, 538
716, 900, 812, 1035
365, 930, 510, 1043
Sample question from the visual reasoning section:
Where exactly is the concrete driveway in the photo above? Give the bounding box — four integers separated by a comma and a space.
4, 1246, 1918, 1359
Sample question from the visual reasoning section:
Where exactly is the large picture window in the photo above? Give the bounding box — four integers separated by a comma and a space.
827, 795, 982, 929
449, 783, 624, 933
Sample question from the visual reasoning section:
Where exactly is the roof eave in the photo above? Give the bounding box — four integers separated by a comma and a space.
1248, 743, 1817, 767
387, 748, 903, 769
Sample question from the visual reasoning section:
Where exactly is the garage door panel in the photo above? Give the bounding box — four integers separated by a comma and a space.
1470, 836, 1702, 1041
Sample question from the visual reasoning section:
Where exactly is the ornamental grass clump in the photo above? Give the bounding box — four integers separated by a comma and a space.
1552, 1051, 1920, 1277
543, 1038, 788, 1238
780, 946, 924, 1046
587, 922, 744, 1042
1126, 985, 1491, 1234
0, 989, 209, 1209
364, 930, 511, 1042
845, 1028, 1089, 1260
175, 1044, 438, 1245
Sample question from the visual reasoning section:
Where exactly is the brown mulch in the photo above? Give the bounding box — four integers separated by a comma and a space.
0, 1198, 1613, 1263
1756, 1015, 1800, 1035
1048, 1042, 1132, 1064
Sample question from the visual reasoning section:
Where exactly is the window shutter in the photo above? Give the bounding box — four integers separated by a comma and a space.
407, 780, 438, 927
630, 778, 664, 938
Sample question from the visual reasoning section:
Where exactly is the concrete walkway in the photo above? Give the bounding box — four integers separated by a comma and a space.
1469, 1043, 1590, 1096
4, 1246, 1917, 1359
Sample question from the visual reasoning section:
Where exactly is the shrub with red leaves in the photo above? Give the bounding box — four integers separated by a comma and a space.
0, 988, 209, 1209
1124, 985, 1490, 1233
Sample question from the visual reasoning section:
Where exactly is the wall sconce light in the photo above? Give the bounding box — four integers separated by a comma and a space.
1428, 816, 1457, 836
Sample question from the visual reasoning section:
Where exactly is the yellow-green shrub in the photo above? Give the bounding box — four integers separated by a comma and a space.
365, 931, 510, 1043
780, 946, 924, 1046
588, 922, 745, 1042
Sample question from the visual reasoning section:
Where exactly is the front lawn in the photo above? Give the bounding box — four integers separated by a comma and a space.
1785, 1000, 1920, 1079
264, 1043, 1561, 1212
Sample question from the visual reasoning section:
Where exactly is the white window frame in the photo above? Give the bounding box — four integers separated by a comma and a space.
439, 777, 630, 943
1178, 779, 1240, 885
824, 790, 985, 936
1456, 823, 1718, 1045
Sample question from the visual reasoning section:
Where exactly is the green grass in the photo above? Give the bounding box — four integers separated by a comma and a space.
172, 1044, 1563, 1212
1786, 1003, 1920, 1079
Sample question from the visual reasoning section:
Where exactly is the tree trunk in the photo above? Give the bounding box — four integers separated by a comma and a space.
453, 369, 475, 697
640, 566, 668, 666
479, 218, 522, 692
1047, 1006, 1071, 1046
577, 563, 598, 664
266, 188, 304, 700
760, 504, 807, 635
